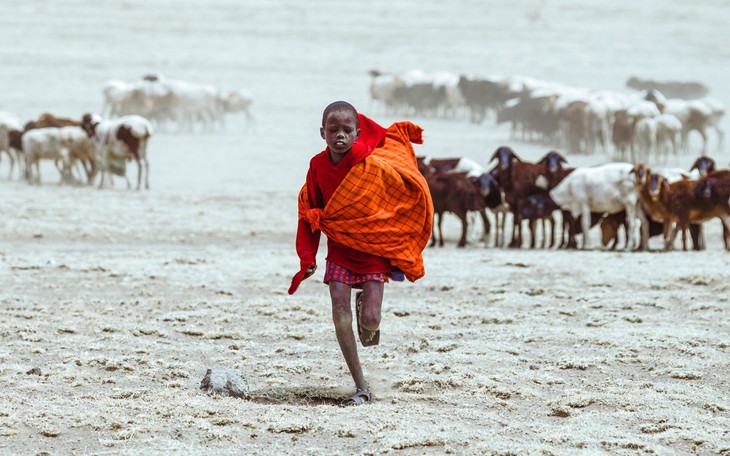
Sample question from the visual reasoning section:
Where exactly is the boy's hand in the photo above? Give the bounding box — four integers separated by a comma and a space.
303, 265, 317, 279
288, 264, 317, 295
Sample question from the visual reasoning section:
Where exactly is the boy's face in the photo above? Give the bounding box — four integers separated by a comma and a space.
320, 111, 360, 163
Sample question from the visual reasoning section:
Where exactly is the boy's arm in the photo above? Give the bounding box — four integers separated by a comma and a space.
298, 165, 323, 270
289, 167, 321, 294
296, 217, 320, 272
289, 211, 320, 295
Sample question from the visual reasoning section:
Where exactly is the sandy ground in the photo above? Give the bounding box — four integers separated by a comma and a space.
1, 1, 729, 454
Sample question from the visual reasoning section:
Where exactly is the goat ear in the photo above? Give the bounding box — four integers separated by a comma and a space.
491, 146, 508, 161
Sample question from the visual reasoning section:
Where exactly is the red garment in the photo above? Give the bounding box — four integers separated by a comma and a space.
295, 114, 390, 275
323, 262, 389, 289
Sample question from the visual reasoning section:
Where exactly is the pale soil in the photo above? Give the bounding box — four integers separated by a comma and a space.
1, 1, 728, 454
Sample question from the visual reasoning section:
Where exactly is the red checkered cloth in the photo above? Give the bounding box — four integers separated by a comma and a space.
323, 262, 389, 288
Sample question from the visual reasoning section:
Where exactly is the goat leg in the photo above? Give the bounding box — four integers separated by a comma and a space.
457, 212, 468, 248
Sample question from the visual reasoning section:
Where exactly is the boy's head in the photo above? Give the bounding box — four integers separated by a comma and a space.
321, 101, 358, 128
320, 101, 360, 161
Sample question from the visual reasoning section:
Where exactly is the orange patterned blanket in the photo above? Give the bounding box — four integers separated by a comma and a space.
291, 121, 433, 293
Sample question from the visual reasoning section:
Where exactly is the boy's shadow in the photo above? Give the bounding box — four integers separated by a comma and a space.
247, 385, 347, 406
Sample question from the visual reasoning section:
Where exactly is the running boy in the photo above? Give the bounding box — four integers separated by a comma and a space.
290, 101, 432, 406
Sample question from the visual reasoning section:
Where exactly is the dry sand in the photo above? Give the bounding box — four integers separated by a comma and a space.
1, 1, 729, 454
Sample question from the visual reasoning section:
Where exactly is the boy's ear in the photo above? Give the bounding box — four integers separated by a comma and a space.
356, 127, 361, 139
320, 126, 325, 139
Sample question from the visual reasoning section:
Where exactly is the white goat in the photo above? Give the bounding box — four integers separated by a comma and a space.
0, 112, 23, 179
102, 79, 146, 117
59, 126, 98, 184
81, 113, 153, 190
367, 70, 404, 114
633, 117, 657, 163
549, 162, 641, 250
646, 90, 725, 153
217, 89, 255, 132
653, 113, 682, 162
148, 77, 220, 132
22, 128, 70, 184
432, 71, 466, 117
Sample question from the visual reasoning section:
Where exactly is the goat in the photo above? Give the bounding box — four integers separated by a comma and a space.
59, 126, 98, 184
427, 171, 488, 247
476, 171, 508, 247
520, 192, 559, 248
0, 112, 23, 179
626, 76, 710, 100
21, 128, 70, 184
632, 117, 657, 164
598, 210, 686, 251
549, 162, 641, 250
645, 90, 725, 154
217, 89, 255, 132
419, 156, 490, 243
368, 70, 404, 114
653, 113, 682, 162
25, 112, 81, 130
489, 146, 568, 248
457, 75, 510, 123
81, 113, 153, 190
659, 170, 730, 250
612, 110, 636, 162
559, 100, 591, 154
631, 163, 701, 250
690, 155, 716, 177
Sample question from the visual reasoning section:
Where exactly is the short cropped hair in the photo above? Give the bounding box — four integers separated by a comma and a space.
322, 101, 358, 127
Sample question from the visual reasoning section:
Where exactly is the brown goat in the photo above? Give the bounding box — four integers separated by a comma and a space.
427, 172, 488, 247
689, 155, 716, 177
18, 114, 86, 182
612, 109, 636, 161
661, 170, 730, 250
418, 156, 491, 245
631, 164, 673, 250
520, 192, 560, 248
560, 100, 591, 154
490, 146, 568, 248
24, 113, 81, 130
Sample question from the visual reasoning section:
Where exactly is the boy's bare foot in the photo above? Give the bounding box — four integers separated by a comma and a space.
355, 291, 380, 346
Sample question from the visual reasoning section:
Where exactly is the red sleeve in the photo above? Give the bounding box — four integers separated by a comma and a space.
295, 166, 322, 269
296, 218, 320, 269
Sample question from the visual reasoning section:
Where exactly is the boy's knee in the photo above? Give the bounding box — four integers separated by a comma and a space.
360, 308, 381, 331
331, 306, 352, 327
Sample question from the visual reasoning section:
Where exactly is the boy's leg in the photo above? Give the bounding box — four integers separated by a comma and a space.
329, 281, 369, 391
359, 281, 384, 335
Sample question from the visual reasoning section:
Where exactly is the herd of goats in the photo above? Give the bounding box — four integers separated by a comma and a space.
0, 73, 255, 189
1, 70, 729, 251
367, 69, 729, 251
419, 149, 729, 252
369, 70, 725, 162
